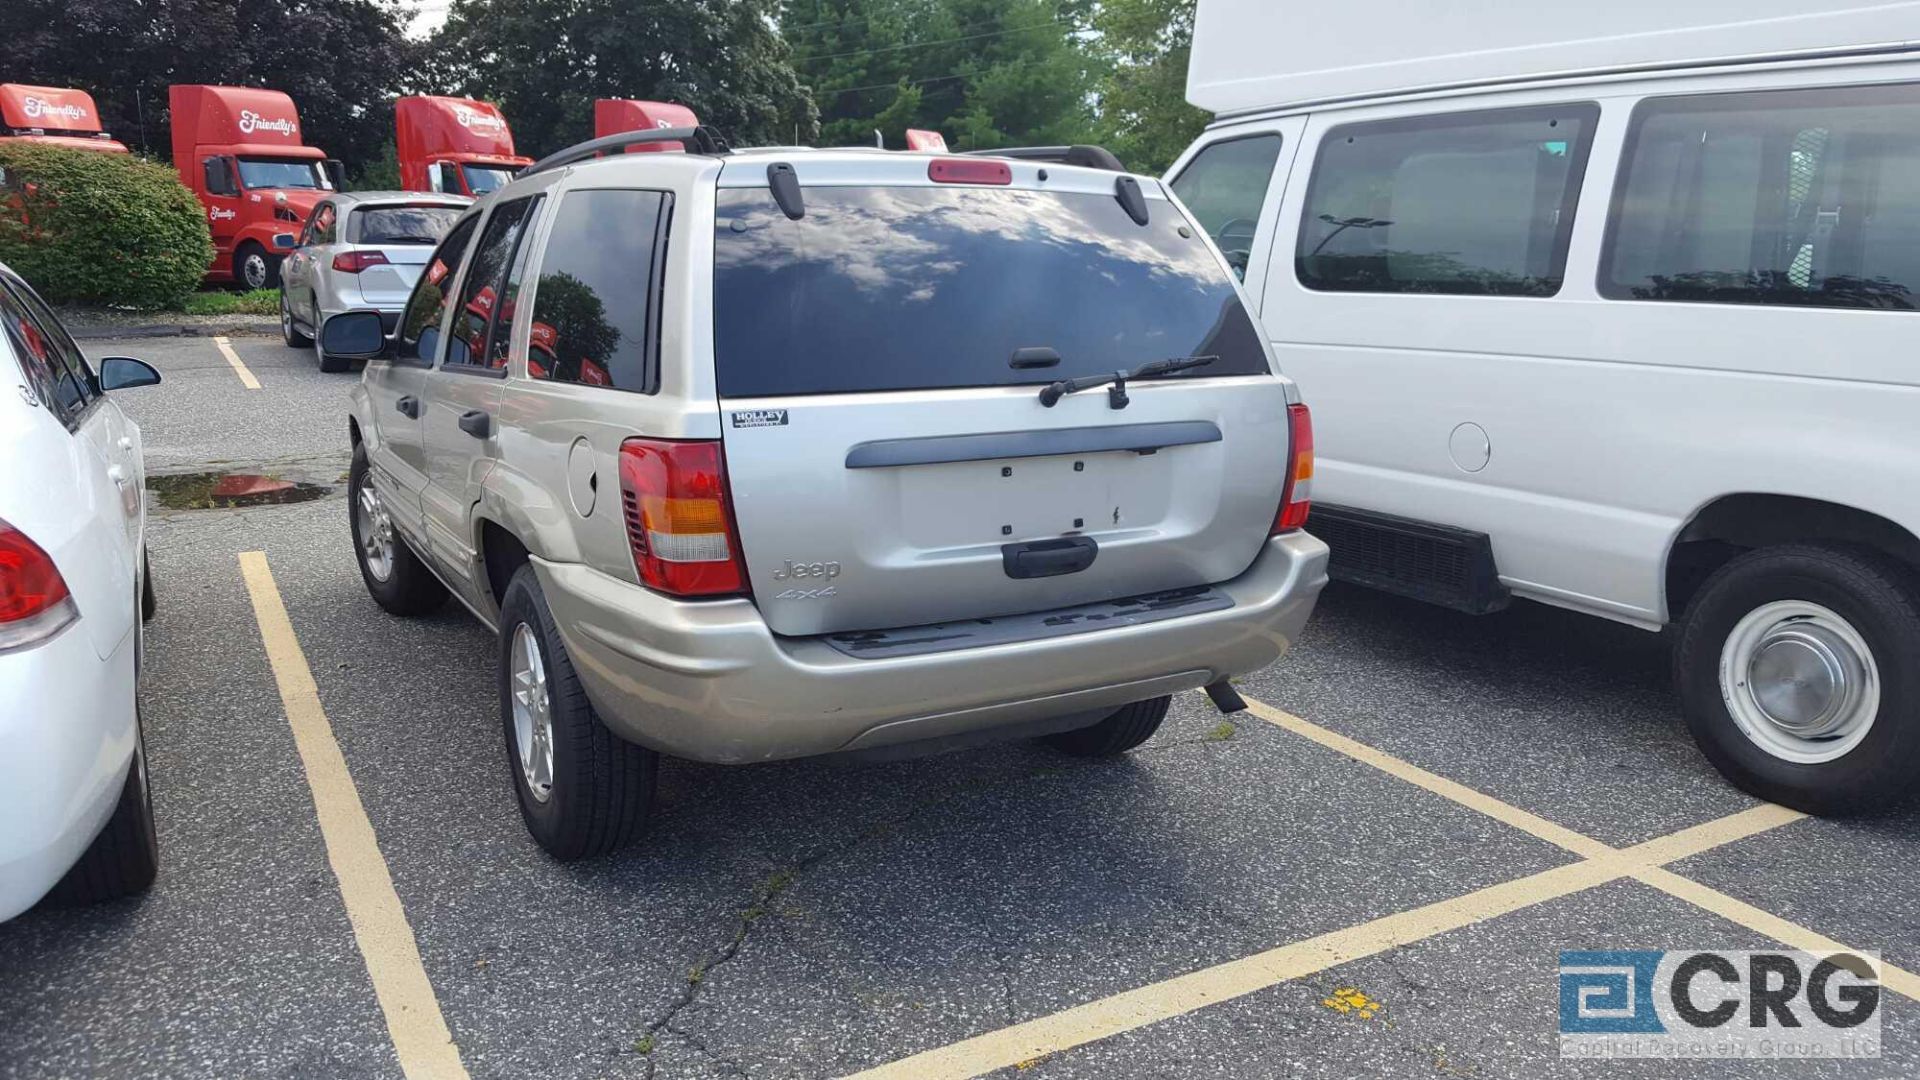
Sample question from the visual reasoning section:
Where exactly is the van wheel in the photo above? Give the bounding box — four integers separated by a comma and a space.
46, 715, 158, 906
1675, 544, 1920, 814
499, 565, 657, 860
1042, 696, 1171, 757
280, 291, 313, 349
237, 242, 280, 291
349, 444, 445, 616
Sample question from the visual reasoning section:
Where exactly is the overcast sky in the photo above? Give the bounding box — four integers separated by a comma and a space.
405, 0, 451, 39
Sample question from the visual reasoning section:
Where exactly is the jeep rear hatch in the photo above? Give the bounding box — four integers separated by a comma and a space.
712, 160, 1289, 637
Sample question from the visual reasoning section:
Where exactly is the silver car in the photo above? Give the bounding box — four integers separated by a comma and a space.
278, 191, 470, 372
320, 131, 1329, 861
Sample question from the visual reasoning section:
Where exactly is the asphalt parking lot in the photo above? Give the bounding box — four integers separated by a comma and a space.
2, 333, 1916, 1079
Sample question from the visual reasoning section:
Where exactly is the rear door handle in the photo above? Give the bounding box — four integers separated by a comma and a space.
396, 395, 421, 418
458, 410, 491, 439
1002, 536, 1098, 579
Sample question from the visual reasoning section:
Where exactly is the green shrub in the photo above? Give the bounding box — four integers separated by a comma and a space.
178, 288, 279, 316
0, 144, 214, 311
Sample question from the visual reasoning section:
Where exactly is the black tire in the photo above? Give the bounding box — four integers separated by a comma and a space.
317, 347, 352, 374
1042, 695, 1171, 757
141, 548, 156, 623
1675, 544, 1920, 815
46, 719, 158, 906
236, 242, 281, 291
348, 444, 446, 616
281, 291, 313, 349
498, 565, 657, 860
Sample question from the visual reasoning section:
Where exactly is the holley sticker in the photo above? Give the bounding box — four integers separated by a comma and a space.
730, 409, 788, 428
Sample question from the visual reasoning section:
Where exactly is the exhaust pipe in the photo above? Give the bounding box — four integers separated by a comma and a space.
1204, 678, 1246, 714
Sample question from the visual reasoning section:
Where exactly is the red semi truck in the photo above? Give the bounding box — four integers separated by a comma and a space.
395, 96, 531, 197
0, 85, 128, 153
593, 99, 699, 151
169, 85, 338, 289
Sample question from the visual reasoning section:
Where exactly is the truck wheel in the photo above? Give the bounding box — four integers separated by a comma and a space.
45, 715, 158, 906
499, 564, 656, 860
1675, 544, 1920, 814
280, 291, 313, 349
237, 242, 280, 291
349, 444, 446, 616
1042, 695, 1171, 757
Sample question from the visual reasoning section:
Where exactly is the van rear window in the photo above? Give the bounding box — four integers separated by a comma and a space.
711, 186, 1268, 398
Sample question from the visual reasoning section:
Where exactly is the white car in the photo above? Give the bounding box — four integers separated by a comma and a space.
0, 263, 163, 921
278, 191, 471, 373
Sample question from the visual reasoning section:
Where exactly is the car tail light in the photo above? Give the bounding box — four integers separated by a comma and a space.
332, 251, 390, 273
1273, 403, 1314, 534
0, 518, 78, 650
617, 439, 748, 597
928, 158, 1011, 185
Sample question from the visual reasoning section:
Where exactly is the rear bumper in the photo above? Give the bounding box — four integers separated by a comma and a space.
536, 531, 1329, 763
0, 625, 137, 922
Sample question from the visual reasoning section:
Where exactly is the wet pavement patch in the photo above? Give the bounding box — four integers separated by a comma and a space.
148, 471, 331, 510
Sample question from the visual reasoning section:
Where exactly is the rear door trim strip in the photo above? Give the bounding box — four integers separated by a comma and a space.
844, 420, 1221, 469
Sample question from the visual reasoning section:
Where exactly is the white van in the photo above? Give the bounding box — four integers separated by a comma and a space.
1171, 0, 1920, 812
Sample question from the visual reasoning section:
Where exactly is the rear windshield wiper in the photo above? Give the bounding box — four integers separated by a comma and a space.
1038, 355, 1217, 409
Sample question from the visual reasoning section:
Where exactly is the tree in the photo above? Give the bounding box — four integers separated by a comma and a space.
1091, 0, 1209, 174
0, 1, 421, 171
782, 0, 1097, 151
431, 0, 818, 157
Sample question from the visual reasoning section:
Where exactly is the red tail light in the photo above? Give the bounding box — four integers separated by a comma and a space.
617, 439, 748, 597
928, 158, 1011, 185
1273, 403, 1314, 534
0, 518, 77, 648
332, 251, 390, 273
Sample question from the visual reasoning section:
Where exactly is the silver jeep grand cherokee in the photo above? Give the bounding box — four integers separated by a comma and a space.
322, 128, 1328, 860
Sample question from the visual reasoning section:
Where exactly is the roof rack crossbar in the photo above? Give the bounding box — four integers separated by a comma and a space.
963, 145, 1126, 172
521, 126, 731, 178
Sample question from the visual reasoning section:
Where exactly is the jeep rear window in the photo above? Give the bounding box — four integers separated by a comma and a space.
711, 186, 1268, 397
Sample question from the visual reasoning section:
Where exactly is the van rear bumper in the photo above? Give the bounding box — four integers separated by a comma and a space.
535, 532, 1328, 763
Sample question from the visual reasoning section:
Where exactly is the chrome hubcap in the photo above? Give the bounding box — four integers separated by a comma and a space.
354, 482, 396, 582
244, 254, 268, 289
1720, 600, 1878, 763
510, 623, 555, 803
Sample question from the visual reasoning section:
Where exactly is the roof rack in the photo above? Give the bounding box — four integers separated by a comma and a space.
521, 126, 732, 178
964, 145, 1127, 172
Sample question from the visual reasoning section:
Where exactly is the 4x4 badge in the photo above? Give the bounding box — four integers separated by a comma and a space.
731, 409, 788, 428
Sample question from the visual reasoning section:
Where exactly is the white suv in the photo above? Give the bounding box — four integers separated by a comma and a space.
321, 130, 1328, 860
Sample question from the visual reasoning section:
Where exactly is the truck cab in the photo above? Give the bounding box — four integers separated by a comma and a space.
168, 85, 336, 290
0, 85, 128, 154
592, 99, 699, 152
395, 96, 531, 198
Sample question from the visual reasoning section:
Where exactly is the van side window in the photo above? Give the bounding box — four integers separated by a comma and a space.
527, 189, 670, 392
1169, 134, 1283, 280
1296, 104, 1598, 296
398, 214, 480, 364
446, 197, 539, 370
1602, 84, 1920, 311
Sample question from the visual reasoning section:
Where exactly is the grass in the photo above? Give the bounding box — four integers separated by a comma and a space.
176, 288, 279, 316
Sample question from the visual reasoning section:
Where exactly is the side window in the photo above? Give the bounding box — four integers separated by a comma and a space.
489, 200, 542, 370
0, 276, 94, 423
398, 215, 481, 364
446, 197, 540, 369
528, 189, 669, 392
1169, 134, 1284, 280
302, 202, 337, 246
1603, 83, 1920, 311
1297, 103, 1599, 296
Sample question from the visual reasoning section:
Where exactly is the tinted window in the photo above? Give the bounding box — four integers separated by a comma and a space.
399, 215, 480, 364
1603, 84, 1920, 311
490, 204, 541, 371
448, 198, 539, 369
713, 186, 1268, 398
237, 157, 329, 190
1297, 104, 1598, 296
1170, 134, 1283, 280
303, 202, 338, 246
352, 205, 462, 245
0, 276, 93, 423
528, 189, 668, 391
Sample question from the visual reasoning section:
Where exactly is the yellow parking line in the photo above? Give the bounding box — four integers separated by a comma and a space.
213, 335, 261, 390
238, 552, 468, 1080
